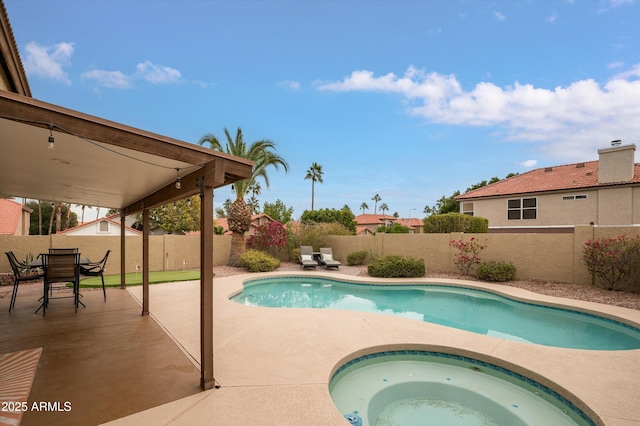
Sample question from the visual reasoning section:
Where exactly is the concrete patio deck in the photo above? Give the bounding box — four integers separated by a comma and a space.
0, 284, 201, 426
2, 270, 640, 425
110, 272, 640, 426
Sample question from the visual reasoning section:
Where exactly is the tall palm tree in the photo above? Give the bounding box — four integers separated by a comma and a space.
199, 127, 288, 266
360, 202, 369, 215
380, 203, 389, 215
371, 194, 381, 214
304, 162, 324, 211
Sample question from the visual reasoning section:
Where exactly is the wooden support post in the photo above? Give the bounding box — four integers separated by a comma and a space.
120, 210, 126, 290
142, 208, 150, 316
199, 176, 215, 390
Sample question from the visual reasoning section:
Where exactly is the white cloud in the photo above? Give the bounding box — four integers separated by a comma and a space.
318, 65, 640, 161
277, 80, 301, 90
609, 0, 634, 7
135, 61, 181, 84
546, 12, 558, 23
493, 11, 506, 21
23, 41, 74, 84
81, 69, 132, 89
81, 61, 182, 89
521, 160, 538, 168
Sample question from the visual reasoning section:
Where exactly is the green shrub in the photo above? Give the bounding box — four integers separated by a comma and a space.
376, 223, 410, 233
347, 250, 369, 265
240, 249, 281, 272
583, 235, 640, 290
475, 261, 517, 282
423, 213, 488, 233
368, 255, 425, 278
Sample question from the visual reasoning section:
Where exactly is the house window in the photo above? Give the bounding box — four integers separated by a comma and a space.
562, 194, 588, 200
461, 202, 474, 216
507, 198, 537, 220
98, 220, 109, 233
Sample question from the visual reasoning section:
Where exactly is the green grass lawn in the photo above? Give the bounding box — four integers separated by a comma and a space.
80, 270, 201, 288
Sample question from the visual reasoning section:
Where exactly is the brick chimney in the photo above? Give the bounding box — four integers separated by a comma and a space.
598, 143, 636, 184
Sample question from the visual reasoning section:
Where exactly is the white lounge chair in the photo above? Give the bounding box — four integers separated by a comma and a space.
319, 247, 341, 269
299, 246, 318, 269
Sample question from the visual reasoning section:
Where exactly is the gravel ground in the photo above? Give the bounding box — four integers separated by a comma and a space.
214, 262, 640, 311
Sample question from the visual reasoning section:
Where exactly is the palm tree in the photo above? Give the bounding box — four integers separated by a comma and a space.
371, 194, 381, 214
246, 180, 261, 214
380, 203, 389, 216
199, 127, 288, 266
304, 162, 324, 211
360, 202, 369, 215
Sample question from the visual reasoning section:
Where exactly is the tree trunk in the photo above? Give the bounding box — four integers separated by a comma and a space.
55, 203, 62, 233
226, 198, 251, 267
228, 231, 246, 267
38, 200, 42, 235
48, 202, 56, 235
311, 179, 315, 211
64, 203, 72, 229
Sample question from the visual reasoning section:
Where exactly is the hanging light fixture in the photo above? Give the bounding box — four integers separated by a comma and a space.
48, 123, 55, 150
175, 168, 182, 189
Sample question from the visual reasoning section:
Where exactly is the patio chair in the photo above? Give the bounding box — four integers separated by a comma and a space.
38, 252, 82, 316
49, 248, 79, 254
5, 251, 44, 312
319, 248, 341, 269
299, 246, 319, 269
80, 250, 111, 301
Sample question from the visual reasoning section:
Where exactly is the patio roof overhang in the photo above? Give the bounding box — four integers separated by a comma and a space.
0, 90, 253, 212
0, 89, 254, 390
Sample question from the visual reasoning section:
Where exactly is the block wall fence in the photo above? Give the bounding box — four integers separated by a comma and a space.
1, 225, 638, 285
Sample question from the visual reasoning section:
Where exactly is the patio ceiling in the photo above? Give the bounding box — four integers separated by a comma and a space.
0, 90, 253, 212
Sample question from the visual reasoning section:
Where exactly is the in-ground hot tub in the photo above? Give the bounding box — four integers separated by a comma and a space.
330, 351, 595, 426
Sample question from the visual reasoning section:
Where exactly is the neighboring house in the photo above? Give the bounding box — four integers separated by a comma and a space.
60, 216, 141, 236
456, 143, 640, 233
395, 218, 423, 234
0, 198, 31, 235
355, 214, 397, 234
211, 213, 280, 236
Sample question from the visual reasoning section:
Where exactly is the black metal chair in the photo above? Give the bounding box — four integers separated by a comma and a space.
80, 250, 111, 301
5, 251, 44, 312
37, 252, 82, 316
49, 248, 79, 254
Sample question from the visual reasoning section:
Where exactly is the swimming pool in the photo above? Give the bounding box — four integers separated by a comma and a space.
330, 351, 595, 426
231, 276, 640, 350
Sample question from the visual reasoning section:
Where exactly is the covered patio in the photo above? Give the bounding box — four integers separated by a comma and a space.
0, 284, 202, 425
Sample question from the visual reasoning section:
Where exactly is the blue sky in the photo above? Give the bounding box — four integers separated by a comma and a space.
6, 0, 640, 221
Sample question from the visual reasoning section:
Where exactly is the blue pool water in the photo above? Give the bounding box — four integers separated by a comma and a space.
330, 351, 595, 426
231, 277, 640, 350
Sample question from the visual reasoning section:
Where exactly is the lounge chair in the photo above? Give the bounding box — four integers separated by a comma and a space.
319, 248, 341, 269
299, 246, 318, 269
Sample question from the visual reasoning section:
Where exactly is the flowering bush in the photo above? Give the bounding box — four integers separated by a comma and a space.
246, 222, 288, 258
449, 238, 487, 275
583, 235, 640, 290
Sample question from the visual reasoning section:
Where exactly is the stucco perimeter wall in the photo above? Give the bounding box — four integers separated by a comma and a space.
3, 226, 640, 284
328, 225, 640, 285
0, 234, 231, 275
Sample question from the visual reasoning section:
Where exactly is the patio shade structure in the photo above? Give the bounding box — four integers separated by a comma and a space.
0, 90, 254, 390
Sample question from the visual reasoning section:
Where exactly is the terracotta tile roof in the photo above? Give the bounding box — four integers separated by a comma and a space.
356, 226, 373, 235
355, 214, 396, 225
457, 161, 640, 200
0, 199, 28, 235
395, 218, 423, 227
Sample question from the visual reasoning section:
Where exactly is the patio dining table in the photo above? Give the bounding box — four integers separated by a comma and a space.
31, 253, 93, 316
